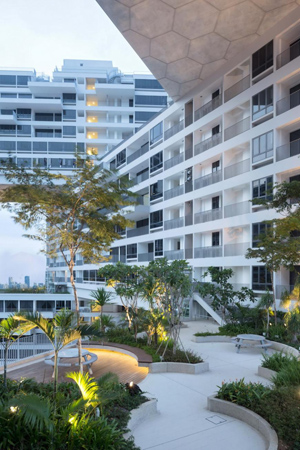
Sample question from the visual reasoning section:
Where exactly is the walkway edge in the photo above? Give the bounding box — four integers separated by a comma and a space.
207, 395, 278, 450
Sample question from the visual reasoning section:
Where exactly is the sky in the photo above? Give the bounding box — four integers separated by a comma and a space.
0, 0, 149, 285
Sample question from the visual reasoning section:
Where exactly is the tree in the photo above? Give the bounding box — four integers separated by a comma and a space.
257, 290, 273, 336
90, 288, 113, 332
14, 309, 101, 396
197, 267, 256, 323
0, 316, 33, 389
0, 157, 133, 372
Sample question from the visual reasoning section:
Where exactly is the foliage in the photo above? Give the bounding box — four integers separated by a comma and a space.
90, 288, 114, 332
161, 348, 203, 363
261, 352, 298, 372
284, 306, 300, 342
217, 378, 269, 408
272, 359, 300, 388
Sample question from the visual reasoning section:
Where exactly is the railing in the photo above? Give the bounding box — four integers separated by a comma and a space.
224, 75, 250, 102
164, 152, 184, 170
277, 40, 300, 69
194, 208, 222, 224
164, 119, 184, 140
224, 242, 250, 257
150, 221, 163, 230
224, 158, 250, 179
185, 214, 193, 226
164, 184, 184, 200
164, 217, 184, 230
276, 138, 300, 161
138, 252, 154, 262
185, 146, 193, 160
185, 180, 193, 193
194, 246, 222, 258
127, 225, 149, 238
253, 149, 273, 164
185, 248, 193, 259
164, 249, 184, 260
185, 114, 193, 127
224, 200, 250, 218
54, 277, 67, 283
275, 284, 296, 299
253, 104, 273, 122
194, 170, 222, 190
0, 334, 52, 363
276, 88, 300, 115
194, 132, 222, 156
194, 95, 222, 121
132, 170, 149, 185
224, 116, 250, 141
127, 143, 149, 164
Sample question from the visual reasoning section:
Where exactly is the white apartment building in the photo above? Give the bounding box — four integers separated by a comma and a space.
64, 15, 300, 324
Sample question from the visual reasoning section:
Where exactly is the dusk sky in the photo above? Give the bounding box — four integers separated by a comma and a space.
0, 0, 149, 284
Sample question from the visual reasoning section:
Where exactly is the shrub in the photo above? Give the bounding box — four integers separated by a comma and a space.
218, 323, 257, 336
261, 352, 298, 372
217, 378, 269, 408
272, 359, 300, 388
267, 324, 289, 342
161, 348, 203, 364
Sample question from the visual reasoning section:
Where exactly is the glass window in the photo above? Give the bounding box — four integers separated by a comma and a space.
252, 86, 273, 121
5, 301, 18, 312
135, 111, 157, 122
135, 95, 167, 106
17, 141, 31, 151
48, 142, 76, 152
0, 125, 16, 135
63, 109, 76, 121
62, 93, 76, 104
212, 232, 220, 246
136, 218, 148, 228
127, 244, 137, 258
252, 131, 273, 163
17, 75, 31, 86
150, 210, 163, 229
155, 239, 163, 256
116, 149, 126, 167
0, 75, 16, 86
35, 113, 54, 121
252, 176, 273, 200
252, 222, 272, 247
150, 180, 163, 201
0, 141, 15, 150
63, 126, 76, 137
150, 151, 163, 173
252, 41, 273, 78
212, 125, 220, 135
17, 108, 31, 119
212, 196, 220, 210
19, 93, 32, 98
150, 122, 163, 145
20, 301, 33, 311
135, 79, 164, 90
212, 160, 220, 172
1, 92, 17, 98
252, 266, 272, 290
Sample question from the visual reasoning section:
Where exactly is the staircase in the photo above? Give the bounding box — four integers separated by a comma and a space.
192, 292, 224, 325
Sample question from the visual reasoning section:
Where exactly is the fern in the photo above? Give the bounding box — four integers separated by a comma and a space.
8, 393, 52, 431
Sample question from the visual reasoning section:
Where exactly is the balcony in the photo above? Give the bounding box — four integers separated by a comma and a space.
164, 152, 184, 170
224, 200, 250, 218
194, 208, 222, 224
194, 95, 222, 121
127, 143, 149, 164
132, 170, 149, 185
138, 253, 154, 262
194, 132, 222, 156
224, 242, 250, 257
276, 88, 300, 115
194, 246, 222, 258
224, 116, 250, 141
54, 277, 67, 283
224, 75, 250, 103
164, 184, 184, 201
276, 138, 300, 161
127, 225, 149, 238
164, 249, 184, 260
194, 170, 222, 191
164, 217, 184, 230
164, 119, 184, 140
224, 159, 250, 180
277, 40, 300, 69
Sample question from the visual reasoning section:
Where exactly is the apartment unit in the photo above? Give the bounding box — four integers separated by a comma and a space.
64, 17, 300, 323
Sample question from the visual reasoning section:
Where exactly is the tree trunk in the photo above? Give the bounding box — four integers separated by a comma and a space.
270, 272, 277, 325
266, 309, 270, 337
69, 261, 83, 374
4, 344, 8, 390
54, 350, 58, 397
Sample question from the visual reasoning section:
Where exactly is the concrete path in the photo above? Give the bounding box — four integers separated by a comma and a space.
132, 321, 271, 450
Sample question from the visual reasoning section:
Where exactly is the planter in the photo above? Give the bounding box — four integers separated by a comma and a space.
149, 361, 209, 374
125, 399, 158, 434
192, 335, 232, 343
207, 395, 278, 450
268, 341, 299, 357
258, 366, 277, 381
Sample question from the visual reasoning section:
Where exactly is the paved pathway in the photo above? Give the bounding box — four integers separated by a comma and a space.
132, 321, 271, 450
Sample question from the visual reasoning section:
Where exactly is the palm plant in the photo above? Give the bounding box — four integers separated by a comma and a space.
0, 316, 34, 389
257, 290, 273, 337
90, 288, 113, 331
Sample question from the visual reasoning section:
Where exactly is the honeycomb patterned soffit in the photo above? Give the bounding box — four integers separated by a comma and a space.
96, 0, 300, 100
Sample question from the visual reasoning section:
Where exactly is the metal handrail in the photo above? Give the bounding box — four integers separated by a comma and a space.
277, 40, 300, 69
194, 132, 221, 156
224, 116, 250, 141
224, 158, 250, 179
224, 75, 250, 102
276, 138, 300, 161
194, 95, 222, 121
276, 87, 300, 115
164, 152, 184, 170
194, 170, 222, 190
164, 119, 184, 140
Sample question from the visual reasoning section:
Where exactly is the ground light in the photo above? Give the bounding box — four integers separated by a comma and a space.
125, 381, 142, 396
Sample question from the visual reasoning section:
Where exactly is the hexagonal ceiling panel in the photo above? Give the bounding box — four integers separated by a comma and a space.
96, 0, 300, 100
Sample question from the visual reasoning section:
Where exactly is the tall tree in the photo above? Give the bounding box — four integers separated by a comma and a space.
0, 157, 133, 371
90, 288, 113, 332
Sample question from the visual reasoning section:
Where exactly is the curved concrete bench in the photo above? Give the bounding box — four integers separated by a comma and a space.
148, 361, 209, 374
207, 395, 278, 450
126, 399, 158, 432
83, 342, 152, 367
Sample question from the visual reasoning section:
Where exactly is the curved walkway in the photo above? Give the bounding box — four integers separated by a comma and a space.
132, 321, 272, 450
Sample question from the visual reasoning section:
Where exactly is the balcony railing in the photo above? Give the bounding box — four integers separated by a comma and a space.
276, 138, 300, 161
138, 252, 154, 262
194, 95, 222, 121
194, 132, 221, 156
185, 248, 193, 259
224, 116, 250, 141
194, 246, 222, 258
185, 146, 193, 160
276, 88, 300, 115
164, 184, 184, 201
194, 170, 222, 190
224, 242, 250, 257
164, 152, 184, 170
185, 114, 193, 127
277, 40, 300, 69
224, 200, 250, 218
54, 277, 67, 283
132, 170, 149, 185
127, 143, 149, 164
164, 249, 184, 260
224, 75, 250, 102
164, 217, 184, 230
224, 158, 250, 179
185, 214, 193, 226
127, 225, 149, 238
164, 119, 184, 140
194, 208, 222, 224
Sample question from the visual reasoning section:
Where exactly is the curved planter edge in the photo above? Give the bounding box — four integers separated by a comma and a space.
207, 395, 278, 450
257, 366, 277, 381
149, 361, 209, 374
125, 398, 158, 435
192, 335, 232, 343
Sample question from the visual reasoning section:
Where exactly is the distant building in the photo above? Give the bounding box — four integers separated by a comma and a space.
8, 277, 13, 288
24, 276, 30, 288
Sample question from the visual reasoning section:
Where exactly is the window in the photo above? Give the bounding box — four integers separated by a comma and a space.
64, 78, 76, 83
63, 109, 76, 121
17, 75, 31, 86
63, 126, 76, 137
5, 301, 18, 312
0, 141, 15, 150
150, 151, 163, 173
252, 41, 273, 78
0, 125, 15, 135
252, 266, 272, 290
252, 86, 273, 121
135, 79, 164, 90
252, 176, 273, 200
135, 95, 167, 106
116, 149, 126, 167
35, 113, 53, 121
252, 131, 273, 163
35, 129, 59, 138
17, 141, 31, 151
155, 239, 163, 256
212, 160, 220, 172
48, 142, 77, 152
0, 75, 16, 86
150, 180, 163, 201
212, 196, 220, 210
212, 232, 220, 247
19, 93, 32, 98
150, 210, 163, 229
127, 244, 137, 259
129, 99, 134, 107
135, 111, 156, 122
212, 125, 220, 135
150, 122, 163, 145
1, 109, 13, 115
20, 301, 33, 311
1, 92, 17, 98
252, 222, 272, 247
62, 93, 76, 104
17, 108, 31, 119
212, 89, 220, 99
136, 218, 148, 228
129, 114, 133, 124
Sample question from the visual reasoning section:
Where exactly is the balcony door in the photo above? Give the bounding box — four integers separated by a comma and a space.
290, 128, 300, 157
290, 83, 300, 109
